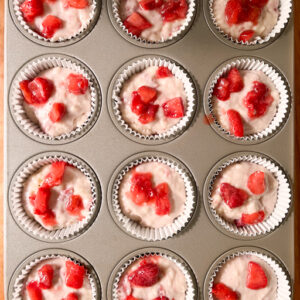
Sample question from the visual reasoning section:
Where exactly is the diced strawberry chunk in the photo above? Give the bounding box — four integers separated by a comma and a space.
131, 91, 148, 115
49, 102, 66, 123
225, 0, 242, 25
239, 210, 265, 225
227, 109, 244, 137
33, 187, 51, 215
67, 73, 89, 95
19, 80, 34, 104
162, 97, 184, 118
137, 86, 157, 103
246, 261, 268, 290
126, 296, 140, 300
247, 171, 265, 195
42, 161, 66, 188
153, 297, 170, 300
138, 104, 159, 124
66, 194, 84, 216
40, 210, 57, 226
248, 0, 269, 8
212, 282, 238, 300
253, 81, 268, 97
125, 12, 152, 31
63, 293, 79, 300
26, 281, 43, 300
38, 264, 54, 289
227, 68, 244, 93
65, 261, 85, 289
41, 15, 63, 38
128, 263, 160, 287
66, 0, 89, 8
139, 0, 163, 10
20, 0, 44, 22
214, 78, 230, 101
160, 0, 188, 22
239, 30, 255, 42
243, 5, 261, 24
123, 20, 142, 36
155, 182, 171, 216
156, 66, 173, 78
28, 77, 53, 105
220, 183, 249, 209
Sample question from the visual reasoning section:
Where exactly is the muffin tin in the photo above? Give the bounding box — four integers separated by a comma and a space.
4, 0, 294, 299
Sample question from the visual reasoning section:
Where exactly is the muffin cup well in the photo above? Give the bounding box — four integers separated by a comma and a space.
205, 0, 292, 49
9, 151, 101, 241
108, 55, 197, 145
107, 151, 197, 241
9, 54, 101, 144
204, 57, 292, 145
203, 152, 292, 239
204, 247, 292, 300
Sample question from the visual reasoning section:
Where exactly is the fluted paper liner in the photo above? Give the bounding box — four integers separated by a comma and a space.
111, 56, 197, 142
206, 153, 292, 238
110, 153, 197, 241
206, 57, 291, 143
10, 55, 100, 144
9, 152, 100, 241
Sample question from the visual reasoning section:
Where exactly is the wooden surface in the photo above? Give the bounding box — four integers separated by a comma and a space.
0, 2, 298, 300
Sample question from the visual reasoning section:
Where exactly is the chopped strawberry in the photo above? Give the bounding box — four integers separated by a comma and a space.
137, 86, 157, 103
125, 12, 152, 34
41, 15, 63, 38
28, 77, 53, 105
49, 102, 66, 123
63, 293, 79, 300
128, 263, 160, 287
214, 78, 230, 101
40, 210, 57, 226
227, 68, 244, 93
248, 0, 269, 8
139, 0, 163, 10
247, 171, 265, 195
162, 97, 184, 118
123, 20, 142, 36
66, 0, 89, 8
175, 0, 188, 19
33, 187, 51, 215
26, 281, 43, 300
155, 182, 171, 216
131, 91, 148, 115
246, 261, 268, 290
253, 81, 268, 97
67, 73, 89, 95
42, 161, 66, 188
225, 0, 242, 25
156, 66, 173, 78
243, 5, 261, 24
19, 80, 34, 104
38, 264, 54, 289
126, 296, 140, 300
153, 297, 170, 300
212, 282, 238, 300
239, 210, 265, 225
130, 172, 157, 205
65, 261, 85, 289
239, 30, 255, 42
160, 0, 188, 22
227, 109, 244, 137
20, 0, 44, 22
220, 183, 249, 209
138, 104, 159, 124
65, 194, 84, 216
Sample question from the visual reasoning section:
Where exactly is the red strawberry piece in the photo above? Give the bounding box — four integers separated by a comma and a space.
248, 0, 269, 8
227, 109, 244, 137
156, 66, 173, 78
128, 263, 160, 287
126, 296, 140, 300
162, 97, 184, 118
244, 6, 261, 24
33, 187, 51, 215
239, 30, 255, 42
38, 264, 54, 289
220, 182, 249, 209
67, 73, 89, 95
130, 172, 157, 205
138, 104, 159, 124
123, 20, 142, 36
19, 80, 34, 104
66, 0, 89, 8
41, 15, 63, 38
246, 261, 268, 290
160, 0, 178, 22
227, 68, 244, 93
42, 161, 66, 188
155, 182, 171, 216
214, 78, 230, 101
240, 210, 265, 225
247, 171, 265, 195
125, 12, 152, 31
253, 81, 268, 97
63, 293, 79, 300
139, 0, 163, 10
20, 0, 44, 22
175, 0, 188, 19
137, 86, 158, 103
225, 0, 242, 25
212, 282, 238, 300
66, 194, 84, 216
49, 102, 66, 123
65, 261, 85, 289
26, 281, 43, 300
153, 297, 170, 300
131, 91, 148, 115
40, 210, 57, 226
28, 77, 53, 104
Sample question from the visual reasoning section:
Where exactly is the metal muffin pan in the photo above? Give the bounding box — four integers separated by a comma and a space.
4, 0, 294, 299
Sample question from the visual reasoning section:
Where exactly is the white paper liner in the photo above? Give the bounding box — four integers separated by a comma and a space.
207, 249, 292, 300
12, 253, 98, 300
111, 0, 196, 45
10, 55, 100, 143
112, 250, 197, 300
111, 154, 197, 241
208, 0, 292, 46
10, 153, 100, 240
207, 153, 292, 237
112, 57, 197, 141
13, 0, 99, 44
207, 57, 291, 142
